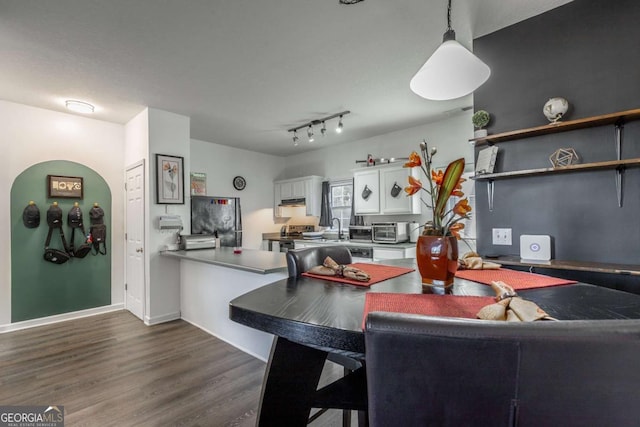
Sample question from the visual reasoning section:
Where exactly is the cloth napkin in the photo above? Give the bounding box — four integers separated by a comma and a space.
458, 251, 502, 270
477, 280, 556, 322
307, 256, 371, 282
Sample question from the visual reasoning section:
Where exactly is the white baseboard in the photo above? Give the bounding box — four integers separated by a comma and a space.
181, 316, 269, 363
0, 304, 125, 334
144, 311, 181, 326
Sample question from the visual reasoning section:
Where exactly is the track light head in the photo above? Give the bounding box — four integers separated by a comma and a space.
321, 121, 327, 136
292, 130, 299, 146
336, 115, 344, 134
307, 125, 314, 142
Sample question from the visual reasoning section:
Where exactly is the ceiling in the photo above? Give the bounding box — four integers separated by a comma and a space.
0, 0, 572, 156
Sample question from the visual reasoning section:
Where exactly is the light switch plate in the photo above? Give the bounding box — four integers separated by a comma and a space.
492, 228, 512, 245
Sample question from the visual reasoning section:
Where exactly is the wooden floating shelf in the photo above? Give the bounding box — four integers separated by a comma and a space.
472, 158, 640, 181
470, 108, 640, 145
491, 255, 640, 276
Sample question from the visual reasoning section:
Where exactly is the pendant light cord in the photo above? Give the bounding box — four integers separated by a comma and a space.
443, 0, 456, 42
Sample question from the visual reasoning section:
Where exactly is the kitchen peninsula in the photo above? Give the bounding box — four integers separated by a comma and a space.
162, 248, 288, 361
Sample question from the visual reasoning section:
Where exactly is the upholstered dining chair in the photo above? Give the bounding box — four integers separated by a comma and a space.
286, 245, 353, 278
365, 312, 640, 427
286, 246, 367, 426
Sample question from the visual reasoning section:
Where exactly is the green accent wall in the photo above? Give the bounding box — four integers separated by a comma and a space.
11, 161, 112, 322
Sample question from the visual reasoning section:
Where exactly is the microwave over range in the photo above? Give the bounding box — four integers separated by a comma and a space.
372, 222, 409, 244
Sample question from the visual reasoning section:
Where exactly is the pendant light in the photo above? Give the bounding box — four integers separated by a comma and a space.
410, 0, 490, 101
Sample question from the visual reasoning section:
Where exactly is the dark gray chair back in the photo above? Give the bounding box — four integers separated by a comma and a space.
365, 312, 640, 427
286, 246, 352, 278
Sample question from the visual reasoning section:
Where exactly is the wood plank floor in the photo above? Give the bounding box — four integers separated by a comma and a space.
0, 310, 349, 426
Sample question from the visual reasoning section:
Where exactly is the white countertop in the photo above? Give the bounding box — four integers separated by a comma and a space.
161, 247, 288, 274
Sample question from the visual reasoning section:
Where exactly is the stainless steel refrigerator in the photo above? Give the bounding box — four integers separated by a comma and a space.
191, 196, 242, 247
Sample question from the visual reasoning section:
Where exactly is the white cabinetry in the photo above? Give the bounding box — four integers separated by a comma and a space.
353, 169, 380, 214
373, 246, 416, 262
353, 166, 420, 215
380, 167, 421, 215
274, 175, 323, 217
279, 180, 305, 199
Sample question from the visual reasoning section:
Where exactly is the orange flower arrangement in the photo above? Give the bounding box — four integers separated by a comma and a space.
404, 140, 472, 239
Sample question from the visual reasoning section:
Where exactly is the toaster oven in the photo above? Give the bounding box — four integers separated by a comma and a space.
372, 222, 409, 244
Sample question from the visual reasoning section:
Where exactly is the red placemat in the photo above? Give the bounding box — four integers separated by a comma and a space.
455, 268, 576, 290
362, 293, 494, 329
302, 263, 414, 287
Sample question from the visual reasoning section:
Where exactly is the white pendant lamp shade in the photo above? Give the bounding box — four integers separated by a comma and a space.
410, 39, 490, 101
410, 0, 490, 101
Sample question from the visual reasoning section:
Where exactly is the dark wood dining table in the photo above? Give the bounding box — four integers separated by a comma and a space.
229, 258, 640, 425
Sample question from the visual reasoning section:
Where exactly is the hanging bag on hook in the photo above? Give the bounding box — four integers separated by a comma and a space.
68, 205, 92, 258
89, 205, 107, 255
43, 204, 71, 264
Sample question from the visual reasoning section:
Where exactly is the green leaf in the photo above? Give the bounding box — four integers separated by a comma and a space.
434, 158, 465, 218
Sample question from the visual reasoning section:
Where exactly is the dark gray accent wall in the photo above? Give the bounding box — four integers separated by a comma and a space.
473, 0, 640, 266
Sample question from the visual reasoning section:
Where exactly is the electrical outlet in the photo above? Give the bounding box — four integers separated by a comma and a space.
492, 228, 512, 245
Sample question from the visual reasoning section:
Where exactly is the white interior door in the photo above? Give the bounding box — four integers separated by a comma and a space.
125, 161, 145, 320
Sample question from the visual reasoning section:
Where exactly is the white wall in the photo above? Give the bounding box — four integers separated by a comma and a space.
147, 108, 191, 324
124, 108, 191, 325
190, 139, 286, 249
0, 100, 125, 326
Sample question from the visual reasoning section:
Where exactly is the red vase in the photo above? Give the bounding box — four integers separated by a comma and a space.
416, 234, 459, 288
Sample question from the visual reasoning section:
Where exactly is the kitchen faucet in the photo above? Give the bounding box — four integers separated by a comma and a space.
331, 217, 343, 240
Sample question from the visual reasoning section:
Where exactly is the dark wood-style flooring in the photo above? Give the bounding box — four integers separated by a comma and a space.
0, 310, 348, 426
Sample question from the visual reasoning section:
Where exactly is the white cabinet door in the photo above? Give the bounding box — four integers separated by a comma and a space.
404, 246, 416, 258
354, 169, 380, 214
373, 246, 415, 261
373, 247, 405, 262
280, 182, 294, 199
292, 180, 305, 198
380, 166, 421, 215
304, 177, 323, 217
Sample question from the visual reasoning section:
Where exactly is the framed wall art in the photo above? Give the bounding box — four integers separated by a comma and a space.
156, 154, 184, 204
47, 175, 84, 199
190, 172, 207, 196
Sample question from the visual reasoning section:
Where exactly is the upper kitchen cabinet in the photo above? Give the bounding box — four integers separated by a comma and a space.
353, 169, 380, 214
279, 179, 306, 199
354, 166, 420, 215
274, 175, 323, 217
380, 166, 421, 215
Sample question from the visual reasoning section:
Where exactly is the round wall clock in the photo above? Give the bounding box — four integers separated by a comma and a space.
233, 176, 246, 191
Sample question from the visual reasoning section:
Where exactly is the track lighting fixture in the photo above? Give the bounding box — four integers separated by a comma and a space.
287, 110, 350, 146
307, 125, 315, 142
